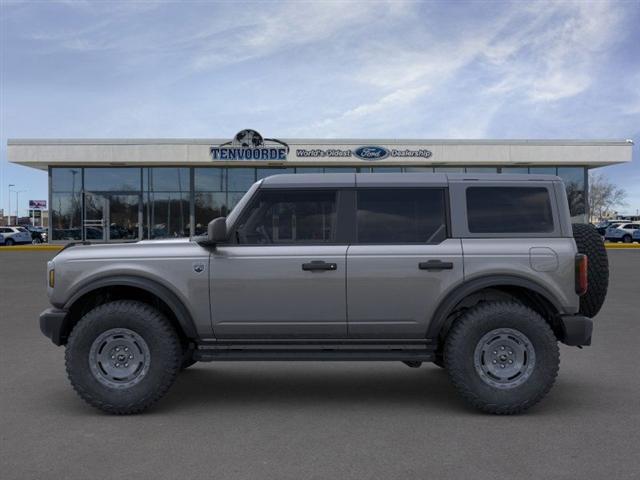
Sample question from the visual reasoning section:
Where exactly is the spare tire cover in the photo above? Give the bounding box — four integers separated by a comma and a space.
572, 223, 609, 317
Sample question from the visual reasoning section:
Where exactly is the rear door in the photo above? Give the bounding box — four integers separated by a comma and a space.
346, 185, 463, 338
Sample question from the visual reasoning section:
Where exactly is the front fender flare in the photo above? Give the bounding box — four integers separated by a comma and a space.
63, 275, 198, 339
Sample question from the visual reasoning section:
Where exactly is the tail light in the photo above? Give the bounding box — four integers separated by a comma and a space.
575, 254, 588, 296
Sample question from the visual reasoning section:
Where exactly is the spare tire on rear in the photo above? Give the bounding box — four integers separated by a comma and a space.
572, 223, 609, 317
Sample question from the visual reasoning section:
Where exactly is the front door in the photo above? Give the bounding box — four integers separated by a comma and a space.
346, 187, 463, 338
84, 193, 142, 242
210, 189, 348, 338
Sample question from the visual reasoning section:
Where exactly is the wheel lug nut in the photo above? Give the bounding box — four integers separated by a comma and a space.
500, 346, 505, 350
492, 360, 497, 364
493, 351, 497, 355
500, 364, 505, 368
111, 355, 115, 359
124, 347, 128, 352
129, 355, 133, 359
508, 360, 513, 364
115, 363, 120, 367
124, 363, 129, 367
115, 347, 120, 352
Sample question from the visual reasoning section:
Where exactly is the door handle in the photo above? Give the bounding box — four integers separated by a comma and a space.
419, 260, 454, 271
302, 261, 338, 272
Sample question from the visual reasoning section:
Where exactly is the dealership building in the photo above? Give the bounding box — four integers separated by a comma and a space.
7, 131, 633, 243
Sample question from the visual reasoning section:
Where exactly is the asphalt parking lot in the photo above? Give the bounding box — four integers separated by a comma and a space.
1, 250, 639, 479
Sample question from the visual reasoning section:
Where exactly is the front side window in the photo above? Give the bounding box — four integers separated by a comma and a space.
466, 187, 554, 233
234, 190, 337, 244
356, 188, 447, 243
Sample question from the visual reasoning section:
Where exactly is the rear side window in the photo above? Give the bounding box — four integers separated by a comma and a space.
356, 188, 447, 243
466, 187, 554, 233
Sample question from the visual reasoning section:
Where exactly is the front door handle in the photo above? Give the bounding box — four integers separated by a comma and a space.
302, 261, 338, 272
419, 260, 454, 271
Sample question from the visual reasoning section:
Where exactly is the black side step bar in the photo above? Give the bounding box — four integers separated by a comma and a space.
194, 341, 436, 362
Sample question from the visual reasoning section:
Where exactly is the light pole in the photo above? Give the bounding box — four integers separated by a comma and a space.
15, 190, 26, 224
8, 184, 15, 225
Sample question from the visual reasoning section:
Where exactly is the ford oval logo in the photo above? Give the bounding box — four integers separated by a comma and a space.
354, 146, 389, 160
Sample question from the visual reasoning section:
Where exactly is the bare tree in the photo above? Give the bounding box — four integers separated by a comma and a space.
588, 172, 627, 221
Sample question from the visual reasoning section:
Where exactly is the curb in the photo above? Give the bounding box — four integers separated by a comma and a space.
604, 243, 640, 249
0, 245, 63, 251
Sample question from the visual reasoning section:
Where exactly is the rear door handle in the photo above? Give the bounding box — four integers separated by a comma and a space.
419, 260, 454, 271
302, 261, 338, 272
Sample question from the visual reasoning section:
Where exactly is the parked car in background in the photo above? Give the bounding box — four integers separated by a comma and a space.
0, 232, 4, 245
595, 220, 624, 236
0, 226, 32, 246
21, 225, 48, 244
604, 223, 640, 243
632, 229, 640, 243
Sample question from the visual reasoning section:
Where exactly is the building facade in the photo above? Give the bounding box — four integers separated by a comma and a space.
7, 132, 633, 243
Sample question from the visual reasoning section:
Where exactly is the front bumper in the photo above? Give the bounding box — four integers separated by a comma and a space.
559, 315, 593, 346
39, 308, 69, 346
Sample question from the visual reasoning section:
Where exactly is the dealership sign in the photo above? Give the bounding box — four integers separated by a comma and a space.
211, 130, 433, 162
211, 129, 289, 161
296, 146, 432, 160
29, 200, 47, 209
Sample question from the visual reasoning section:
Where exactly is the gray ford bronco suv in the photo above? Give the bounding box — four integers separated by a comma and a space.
40, 173, 608, 414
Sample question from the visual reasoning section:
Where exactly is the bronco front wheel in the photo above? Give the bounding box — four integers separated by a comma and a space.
65, 300, 182, 414
444, 301, 559, 414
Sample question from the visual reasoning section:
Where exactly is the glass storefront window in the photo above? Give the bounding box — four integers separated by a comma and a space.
256, 167, 294, 181
370, 167, 402, 173
195, 168, 225, 191
434, 167, 464, 172
144, 168, 189, 192
557, 167, 586, 220
295, 167, 324, 173
404, 167, 434, 172
51, 168, 82, 193
529, 167, 557, 175
322, 167, 357, 173
228, 168, 257, 190
51, 192, 82, 240
194, 192, 227, 235
465, 167, 498, 173
85, 168, 141, 191
144, 192, 190, 239
500, 167, 529, 174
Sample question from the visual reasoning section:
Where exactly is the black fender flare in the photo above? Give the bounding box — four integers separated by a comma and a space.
63, 275, 198, 339
426, 274, 565, 339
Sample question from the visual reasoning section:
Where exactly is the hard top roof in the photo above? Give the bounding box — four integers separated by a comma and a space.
259, 172, 561, 188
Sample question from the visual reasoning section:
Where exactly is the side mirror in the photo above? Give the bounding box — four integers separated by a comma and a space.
207, 217, 227, 244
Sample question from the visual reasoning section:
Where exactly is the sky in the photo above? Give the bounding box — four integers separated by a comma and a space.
1, 0, 639, 217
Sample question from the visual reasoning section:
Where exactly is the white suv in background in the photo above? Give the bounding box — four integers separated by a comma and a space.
0, 226, 32, 246
604, 223, 640, 243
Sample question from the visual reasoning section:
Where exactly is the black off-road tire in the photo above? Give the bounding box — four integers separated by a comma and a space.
65, 300, 182, 414
572, 223, 609, 317
444, 302, 559, 415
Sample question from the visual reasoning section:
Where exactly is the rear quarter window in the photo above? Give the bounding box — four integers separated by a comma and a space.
466, 187, 554, 234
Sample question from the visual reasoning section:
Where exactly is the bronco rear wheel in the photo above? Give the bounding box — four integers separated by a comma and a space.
444, 301, 559, 414
572, 223, 609, 317
65, 300, 182, 414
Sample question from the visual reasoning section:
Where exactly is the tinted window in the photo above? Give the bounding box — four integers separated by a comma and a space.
356, 189, 447, 243
235, 190, 337, 244
466, 187, 554, 233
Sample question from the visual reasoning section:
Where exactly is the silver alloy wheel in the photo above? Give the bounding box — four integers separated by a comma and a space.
89, 328, 151, 389
473, 328, 536, 389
